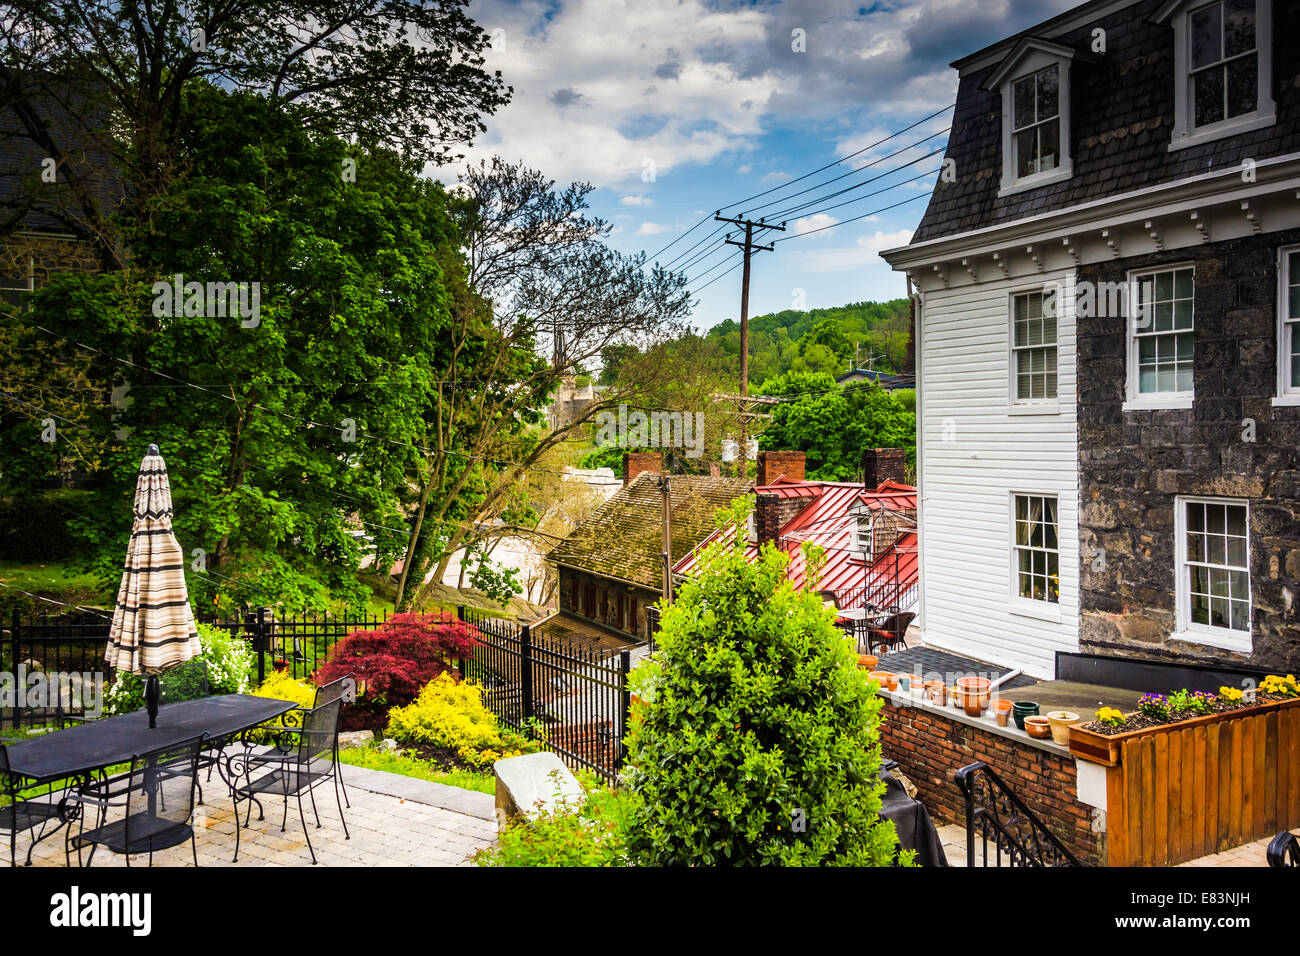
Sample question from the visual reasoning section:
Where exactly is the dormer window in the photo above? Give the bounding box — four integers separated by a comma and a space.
853, 512, 874, 561
1157, 0, 1275, 149
987, 39, 1076, 196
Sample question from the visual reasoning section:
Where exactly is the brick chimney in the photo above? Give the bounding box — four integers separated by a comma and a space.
623, 451, 661, 485
862, 448, 906, 490
756, 450, 805, 486
755, 492, 783, 547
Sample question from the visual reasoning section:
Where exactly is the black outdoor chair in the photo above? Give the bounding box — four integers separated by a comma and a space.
867, 611, 916, 656
1267, 830, 1300, 867
0, 743, 65, 868
307, 676, 352, 808
227, 696, 348, 865
66, 733, 207, 867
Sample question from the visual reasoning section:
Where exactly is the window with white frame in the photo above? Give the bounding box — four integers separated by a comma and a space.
1129, 266, 1194, 399
1012, 290, 1058, 401
990, 41, 1075, 194
1160, 0, 1274, 148
1280, 247, 1300, 398
1177, 497, 1251, 641
852, 510, 874, 560
1012, 65, 1061, 181
1013, 494, 1059, 604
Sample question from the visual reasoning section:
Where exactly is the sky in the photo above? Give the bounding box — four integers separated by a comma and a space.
446, 0, 1081, 333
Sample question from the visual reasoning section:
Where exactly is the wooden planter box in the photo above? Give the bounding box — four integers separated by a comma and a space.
1069, 696, 1300, 767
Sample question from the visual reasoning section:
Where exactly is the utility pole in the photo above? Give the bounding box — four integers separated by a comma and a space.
715, 212, 785, 479
658, 474, 672, 606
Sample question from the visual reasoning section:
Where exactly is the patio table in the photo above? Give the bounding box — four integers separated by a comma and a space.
4, 694, 296, 861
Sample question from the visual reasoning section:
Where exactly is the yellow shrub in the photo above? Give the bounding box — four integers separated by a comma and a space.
249, 671, 318, 741
385, 675, 504, 750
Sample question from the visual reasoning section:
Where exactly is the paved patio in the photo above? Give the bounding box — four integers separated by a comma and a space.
4, 750, 499, 868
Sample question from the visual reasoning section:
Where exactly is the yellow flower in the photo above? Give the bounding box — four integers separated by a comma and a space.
1219, 686, 1243, 701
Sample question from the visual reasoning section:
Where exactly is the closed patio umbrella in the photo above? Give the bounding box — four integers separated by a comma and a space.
105, 444, 202, 728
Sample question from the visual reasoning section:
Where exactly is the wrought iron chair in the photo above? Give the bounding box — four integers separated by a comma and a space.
307, 676, 352, 808
1267, 830, 1300, 867
0, 743, 65, 867
66, 733, 207, 867
867, 611, 915, 656
227, 696, 348, 865
954, 761, 1081, 867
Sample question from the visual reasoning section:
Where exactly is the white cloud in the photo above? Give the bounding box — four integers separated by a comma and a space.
620, 195, 654, 206
761, 171, 792, 183
736, 164, 752, 174
786, 228, 915, 272
790, 213, 838, 236
637, 221, 668, 236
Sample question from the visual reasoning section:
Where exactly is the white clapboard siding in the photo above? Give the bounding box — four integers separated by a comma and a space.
919, 270, 1079, 678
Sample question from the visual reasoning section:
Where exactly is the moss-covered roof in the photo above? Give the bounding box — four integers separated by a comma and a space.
548, 472, 753, 590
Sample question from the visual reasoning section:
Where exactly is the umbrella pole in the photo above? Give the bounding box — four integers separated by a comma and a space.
146, 674, 160, 729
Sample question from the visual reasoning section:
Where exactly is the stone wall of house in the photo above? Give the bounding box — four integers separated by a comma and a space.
0, 233, 100, 291
1076, 230, 1300, 671
556, 565, 656, 640
879, 698, 1105, 866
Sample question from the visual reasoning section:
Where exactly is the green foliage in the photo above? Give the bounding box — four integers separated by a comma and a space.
104, 622, 257, 715
476, 773, 632, 867
385, 674, 504, 749
464, 547, 522, 605
0, 490, 96, 562
758, 372, 915, 481
622, 497, 904, 866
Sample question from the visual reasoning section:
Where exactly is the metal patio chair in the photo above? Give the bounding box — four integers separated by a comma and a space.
66, 733, 207, 867
227, 696, 348, 864
867, 611, 915, 656
1267, 830, 1300, 867
0, 743, 65, 867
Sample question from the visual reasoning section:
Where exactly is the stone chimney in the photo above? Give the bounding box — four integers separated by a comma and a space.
755, 492, 783, 547
623, 451, 662, 485
756, 450, 806, 486
862, 448, 906, 490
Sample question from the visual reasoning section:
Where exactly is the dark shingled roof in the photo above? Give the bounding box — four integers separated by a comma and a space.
911, 0, 1300, 244
548, 472, 753, 591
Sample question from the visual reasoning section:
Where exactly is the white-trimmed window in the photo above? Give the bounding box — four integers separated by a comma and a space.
1279, 246, 1300, 401
1128, 265, 1195, 404
992, 43, 1075, 195
1011, 290, 1058, 401
1176, 497, 1251, 648
1159, 0, 1275, 149
1012, 494, 1059, 604
852, 510, 874, 560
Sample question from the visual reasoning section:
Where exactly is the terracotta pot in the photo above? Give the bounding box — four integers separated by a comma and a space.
1046, 710, 1080, 746
949, 687, 963, 708
956, 677, 991, 716
995, 708, 1011, 727
857, 654, 879, 671
1023, 716, 1052, 739
869, 670, 898, 691
924, 681, 947, 705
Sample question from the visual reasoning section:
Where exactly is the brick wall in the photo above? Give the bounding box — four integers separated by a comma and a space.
1077, 230, 1300, 671
879, 698, 1105, 866
756, 450, 805, 485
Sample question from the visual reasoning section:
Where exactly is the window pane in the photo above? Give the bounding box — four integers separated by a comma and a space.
1154, 302, 1174, 332
1155, 271, 1174, 300
1038, 120, 1059, 172
1289, 284, 1300, 319
1015, 127, 1038, 179
1226, 505, 1246, 537
1229, 600, 1250, 631
1175, 269, 1194, 299
1192, 592, 1210, 625
1188, 531, 1205, 562
1208, 505, 1225, 534
1194, 67, 1225, 127
1176, 332, 1194, 360
1013, 76, 1036, 129
1191, 3, 1223, 69
1036, 65, 1059, 120
1173, 300, 1194, 330
1176, 366, 1194, 392
1224, 0, 1256, 57
1226, 55, 1257, 118
1140, 367, 1158, 393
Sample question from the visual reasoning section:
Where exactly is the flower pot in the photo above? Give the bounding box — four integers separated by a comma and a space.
1046, 711, 1080, 746
994, 698, 1014, 727
869, 671, 898, 691
897, 673, 921, 693
1012, 701, 1039, 731
857, 654, 879, 671
957, 677, 991, 716
1023, 715, 1052, 739
924, 681, 947, 706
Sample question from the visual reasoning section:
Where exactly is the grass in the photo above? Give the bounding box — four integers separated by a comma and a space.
336, 746, 496, 795
0, 561, 109, 607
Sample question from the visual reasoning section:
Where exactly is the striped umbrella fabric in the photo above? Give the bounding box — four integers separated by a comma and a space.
105, 445, 201, 675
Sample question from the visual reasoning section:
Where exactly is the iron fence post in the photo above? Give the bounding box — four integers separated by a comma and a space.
520, 624, 533, 723
618, 649, 631, 769
255, 606, 267, 686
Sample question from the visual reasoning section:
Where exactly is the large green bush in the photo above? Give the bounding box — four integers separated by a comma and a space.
104, 621, 257, 714
622, 497, 904, 866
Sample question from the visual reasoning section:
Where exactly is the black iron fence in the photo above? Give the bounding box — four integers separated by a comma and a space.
458, 606, 631, 785
3, 607, 635, 784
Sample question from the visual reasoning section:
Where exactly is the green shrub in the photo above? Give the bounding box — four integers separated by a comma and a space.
0, 490, 92, 562
104, 621, 257, 714
622, 498, 905, 866
475, 773, 631, 867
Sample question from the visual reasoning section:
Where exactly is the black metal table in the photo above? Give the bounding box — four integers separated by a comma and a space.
4, 694, 296, 863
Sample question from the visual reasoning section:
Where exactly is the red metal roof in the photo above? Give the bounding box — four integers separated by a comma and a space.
673, 480, 918, 609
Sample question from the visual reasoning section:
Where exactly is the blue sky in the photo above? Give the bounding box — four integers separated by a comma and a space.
449, 0, 1080, 332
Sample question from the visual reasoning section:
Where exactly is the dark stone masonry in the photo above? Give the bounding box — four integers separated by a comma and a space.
1076, 229, 1300, 671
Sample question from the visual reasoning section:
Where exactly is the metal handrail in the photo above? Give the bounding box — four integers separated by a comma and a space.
954, 761, 1082, 867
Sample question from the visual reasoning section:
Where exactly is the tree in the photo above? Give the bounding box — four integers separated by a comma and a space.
759, 372, 915, 481
623, 498, 904, 866
0, 0, 510, 266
